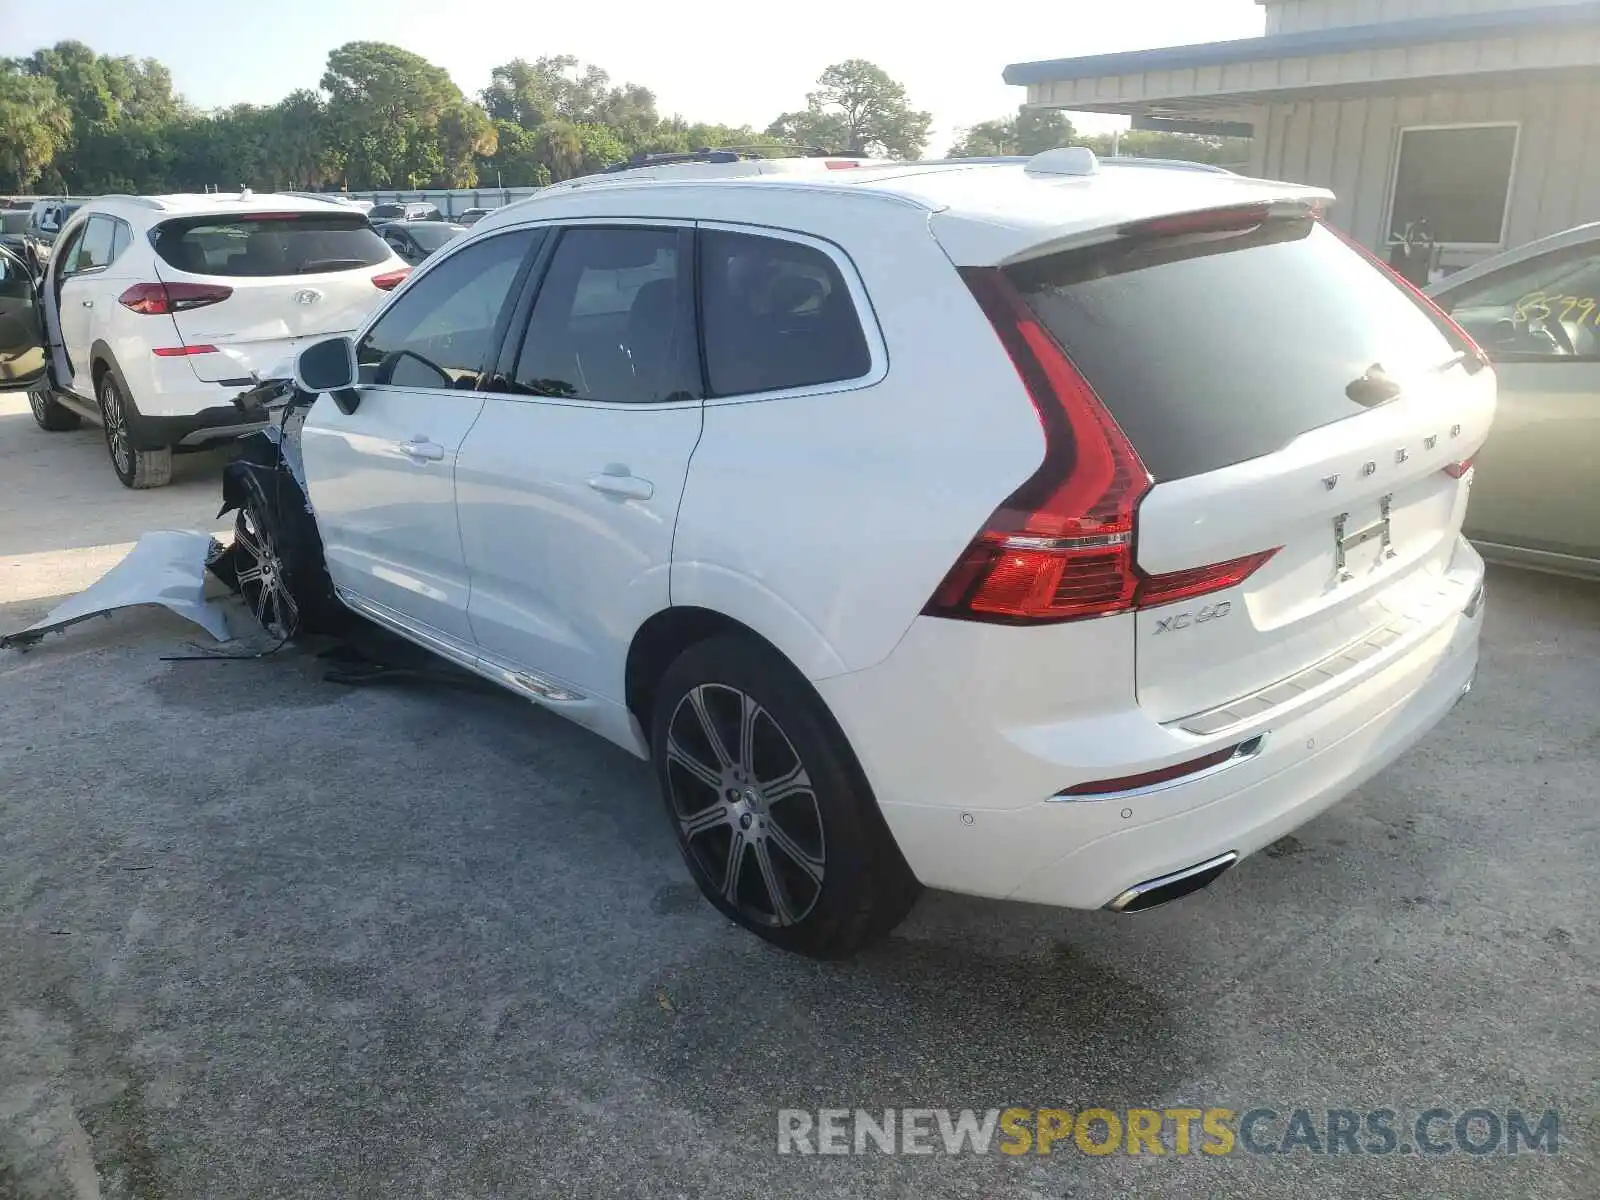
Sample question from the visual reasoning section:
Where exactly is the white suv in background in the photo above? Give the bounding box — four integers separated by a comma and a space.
0, 152, 1493, 957
26, 192, 409, 487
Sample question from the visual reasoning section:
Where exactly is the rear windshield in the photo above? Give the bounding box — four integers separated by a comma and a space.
152, 213, 390, 278
1007, 217, 1464, 481
408, 223, 465, 252
368, 204, 405, 219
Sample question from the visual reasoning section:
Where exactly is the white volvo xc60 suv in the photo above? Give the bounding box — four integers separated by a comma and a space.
0, 150, 1492, 957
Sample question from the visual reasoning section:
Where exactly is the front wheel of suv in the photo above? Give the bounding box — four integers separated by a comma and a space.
229, 463, 341, 639
28, 386, 81, 431
97, 372, 172, 489
650, 634, 921, 959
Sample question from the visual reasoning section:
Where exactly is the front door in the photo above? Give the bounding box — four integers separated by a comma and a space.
0, 241, 49, 389
299, 227, 544, 644
456, 223, 703, 706
1469, 358, 1600, 561
1435, 236, 1600, 564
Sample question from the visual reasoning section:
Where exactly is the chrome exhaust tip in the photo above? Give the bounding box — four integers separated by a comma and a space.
1105, 851, 1238, 913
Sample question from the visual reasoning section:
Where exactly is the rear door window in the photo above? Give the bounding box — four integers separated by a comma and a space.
698, 228, 871, 396
1006, 217, 1464, 481
152, 213, 391, 278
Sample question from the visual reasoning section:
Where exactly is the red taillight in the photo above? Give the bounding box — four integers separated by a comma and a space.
152, 344, 218, 356
118, 282, 232, 315
1137, 549, 1280, 607
1444, 457, 1475, 479
371, 268, 411, 291
925, 267, 1277, 624
823, 160, 862, 170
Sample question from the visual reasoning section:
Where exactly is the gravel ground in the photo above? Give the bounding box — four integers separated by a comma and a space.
1, 393, 1595, 1199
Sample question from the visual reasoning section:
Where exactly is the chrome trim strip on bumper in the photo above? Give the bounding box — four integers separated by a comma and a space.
1169, 571, 1480, 738
1106, 852, 1238, 913
177, 421, 268, 446
1049, 733, 1268, 803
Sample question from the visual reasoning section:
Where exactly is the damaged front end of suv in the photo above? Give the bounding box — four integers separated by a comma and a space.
212, 377, 341, 638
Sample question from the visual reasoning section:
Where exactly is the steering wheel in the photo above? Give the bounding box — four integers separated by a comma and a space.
1532, 314, 1577, 355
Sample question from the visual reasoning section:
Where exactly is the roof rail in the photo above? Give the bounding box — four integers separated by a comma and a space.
92, 194, 168, 210
601, 146, 879, 174
602, 148, 765, 173
1101, 156, 1236, 175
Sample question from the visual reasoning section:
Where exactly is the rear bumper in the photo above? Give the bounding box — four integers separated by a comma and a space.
130, 404, 265, 450
817, 541, 1484, 910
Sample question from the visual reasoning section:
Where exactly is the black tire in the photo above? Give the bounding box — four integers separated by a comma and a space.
28, 386, 81, 431
231, 466, 341, 638
96, 371, 172, 489
651, 634, 921, 959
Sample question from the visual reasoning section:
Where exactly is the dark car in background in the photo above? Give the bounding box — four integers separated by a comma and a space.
457, 207, 498, 226
27, 200, 82, 244
373, 219, 467, 265
367, 201, 443, 223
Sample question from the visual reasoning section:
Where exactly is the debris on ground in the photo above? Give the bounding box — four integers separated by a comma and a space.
1, 529, 233, 650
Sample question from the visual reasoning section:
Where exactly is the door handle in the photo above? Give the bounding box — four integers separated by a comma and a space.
81, 299, 94, 308
397, 437, 445, 462
586, 466, 654, 500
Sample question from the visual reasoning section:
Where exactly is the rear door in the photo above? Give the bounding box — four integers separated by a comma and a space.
1005, 212, 1494, 723
455, 222, 703, 706
149, 210, 404, 383
1432, 236, 1600, 565
299, 227, 542, 643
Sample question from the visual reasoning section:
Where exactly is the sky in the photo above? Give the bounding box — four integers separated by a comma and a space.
3, 0, 1267, 153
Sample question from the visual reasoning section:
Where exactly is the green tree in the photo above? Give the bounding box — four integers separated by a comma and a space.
0, 67, 72, 191
19, 41, 183, 190
947, 106, 1076, 157
321, 41, 492, 189
767, 60, 931, 158
1077, 128, 1250, 165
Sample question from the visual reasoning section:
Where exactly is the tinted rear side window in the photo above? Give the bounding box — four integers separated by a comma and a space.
1007, 218, 1461, 481
152, 214, 390, 278
699, 229, 871, 396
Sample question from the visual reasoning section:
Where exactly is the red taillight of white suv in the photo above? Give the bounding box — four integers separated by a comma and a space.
923, 266, 1277, 624
371, 268, 411, 291
118, 282, 233, 315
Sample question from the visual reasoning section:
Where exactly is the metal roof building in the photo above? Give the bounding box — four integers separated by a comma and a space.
1005, 0, 1600, 268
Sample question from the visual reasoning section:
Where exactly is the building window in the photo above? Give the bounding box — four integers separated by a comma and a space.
1389, 124, 1518, 247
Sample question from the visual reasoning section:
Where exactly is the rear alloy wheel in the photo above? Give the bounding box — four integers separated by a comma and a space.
97, 372, 172, 489
28, 386, 81, 431
651, 635, 920, 958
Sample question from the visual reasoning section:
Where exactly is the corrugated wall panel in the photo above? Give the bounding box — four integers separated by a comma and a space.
1307, 99, 1342, 186
1508, 81, 1559, 247
1328, 98, 1369, 230
1352, 93, 1399, 244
